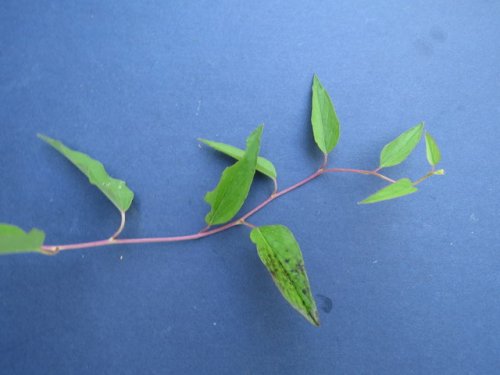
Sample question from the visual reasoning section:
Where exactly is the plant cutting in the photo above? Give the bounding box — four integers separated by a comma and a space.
0, 75, 443, 326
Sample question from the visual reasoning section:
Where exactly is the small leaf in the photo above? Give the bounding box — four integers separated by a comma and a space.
311, 74, 340, 154
204, 125, 263, 225
0, 224, 45, 255
425, 132, 442, 166
198, 138, 277, 179
38, 134, 134, 212
250, 225, 320, 326
379, 123, 424, 168
359, 178, 418, 204
434, 169, 445, 175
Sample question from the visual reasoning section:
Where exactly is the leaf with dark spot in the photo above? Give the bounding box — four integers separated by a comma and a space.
250, 225, 319, 326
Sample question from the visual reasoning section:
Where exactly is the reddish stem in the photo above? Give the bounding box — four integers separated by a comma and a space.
323, 168, 396, 183
42, 166, 394, 253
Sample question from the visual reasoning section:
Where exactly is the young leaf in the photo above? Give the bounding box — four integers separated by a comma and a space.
425, 132, 442, 166
0, 224, 45, 255
359, 178, 417, 204
379, 123, 424, 168
311, 74, 340, 154
38, 134, 134, 212
198, 138, 277, 179
250, 225, 320, 326
204, 125, 263, 225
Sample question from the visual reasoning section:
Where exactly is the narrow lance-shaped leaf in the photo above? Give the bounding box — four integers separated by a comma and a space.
379, 123, 424, 168
359, 178, 417, 204
204, 125, 263, 225
311, 74, 340, 154
0, 224, 45, 255
425, 132, 442, 166
250, 225, 320, 326
38, 135, 134, 212
198, 138, 277, 180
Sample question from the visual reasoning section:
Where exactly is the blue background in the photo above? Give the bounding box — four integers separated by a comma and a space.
1, 1, 499, 374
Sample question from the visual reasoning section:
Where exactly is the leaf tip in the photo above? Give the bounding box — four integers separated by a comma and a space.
309, 311, 321, 327
358, 198, 370, 205
37, 133, 50, 142
415, 122, 425, 134
37, 134, 59, 148
312, 74, 322, 87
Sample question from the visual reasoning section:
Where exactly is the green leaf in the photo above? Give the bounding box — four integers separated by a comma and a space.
425, 132, 442, 166
38, 134, 134, 212
250, 225, 320, 326
311, 74, 340, 154
198, 138, 277, 180
379, 123, 424, 168
359, 178, 418, 204
0, 224, 45, 255
204, 125, 263, 225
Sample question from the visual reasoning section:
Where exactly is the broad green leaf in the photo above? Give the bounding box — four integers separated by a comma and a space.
250, 225, 320, 326
198, 138, 277, 179
379, 123, 424, 168
204, 126, 262, 225
38, 134, 134, 212
311, 74, 340, 154
425, 132, 442, 166
359, 178, 418, 204
0, 224, 45, 255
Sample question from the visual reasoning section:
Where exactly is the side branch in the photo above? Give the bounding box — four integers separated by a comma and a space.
323, 168, 396, 183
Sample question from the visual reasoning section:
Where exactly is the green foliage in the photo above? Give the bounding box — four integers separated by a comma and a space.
250, 225, 319, 326
311, 75, 340, 154
1, 75, 444, 326
198, 138, 277, 179
38, 134, 134, 212
204, 126, 263, 225
359, 178, 417, 204
0, 224, 45, 255
425, 132, 442, 166
379, 123, 424, 168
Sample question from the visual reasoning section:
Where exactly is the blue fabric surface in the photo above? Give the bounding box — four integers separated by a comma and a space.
1, 1, 499, 374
